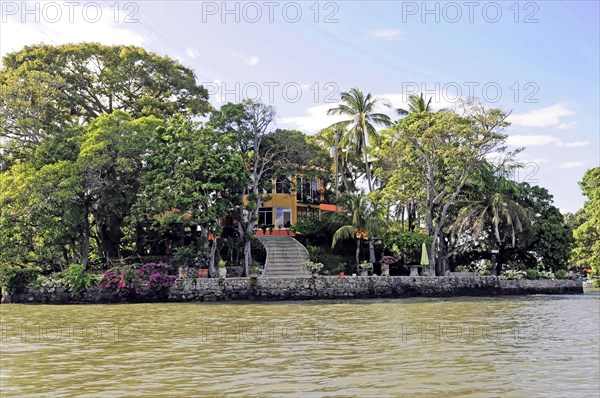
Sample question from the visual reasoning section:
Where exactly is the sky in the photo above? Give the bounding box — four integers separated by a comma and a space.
1, 0, 598, 212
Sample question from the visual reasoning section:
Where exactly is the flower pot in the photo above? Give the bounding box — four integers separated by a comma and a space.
381, 264, 390, 277
339, 272, 345, 278
178, 267, 187, 279
219, 267, 227, 278
198, 268, 209, 278
360, 270, 368, 277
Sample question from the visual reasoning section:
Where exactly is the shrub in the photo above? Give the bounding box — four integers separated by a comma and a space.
525, 268, 539, 280
454, 265, 471, 272
173, 245, 210, 268
61, 264, 89, 296
100, 262, 176, 297
0, 264, 40, 295
307, 245, 345, 274
303, 261, 324, 274
501, 270, 526, 280
538, 270, 555, 280
383, 231, 431, 264
30, 274, 63, 292
554, 269, 568, 279
291, 218, 325, 237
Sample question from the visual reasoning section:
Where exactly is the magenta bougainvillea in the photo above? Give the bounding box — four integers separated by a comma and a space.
100, 262, 176, 296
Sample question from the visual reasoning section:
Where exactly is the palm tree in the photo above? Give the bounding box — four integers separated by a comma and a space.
449, 163, 532, 275
326, 88, 391, 192
330, 192, 386, 274
396, 93, 433, 116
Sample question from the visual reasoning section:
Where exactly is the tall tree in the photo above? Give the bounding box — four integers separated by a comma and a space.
132, 116, 248, 276
326, 88, 391, 192
77, 111, 163, 259
396, 93, 433, 116
0, 43, 211, 158
210, 101, 278, 275
392, 106, 508, 275
330, 192, 386, 274
571, 167, 600, 282
448, 163, 532, 275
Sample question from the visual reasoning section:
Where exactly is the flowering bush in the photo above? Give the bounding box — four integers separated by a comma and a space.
380, 256, 398, 266
100, 262, 176, 296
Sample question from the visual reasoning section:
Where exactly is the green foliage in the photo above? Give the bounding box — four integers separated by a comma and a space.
303, 261, 324, 274
307, 245, 345, 273
538, 270, 555, 280
502, 270, 526, 280
172, 245, 210, 268
325, 87, 392, 191
383, 230, 431, 264
571, 168, 600, 277
30, 273, 64, 293
61, 264, 98, 296
525, 268, 539, 280
291, 218, 325, 237
0, 264, 39, 295
554, 269, 568, 279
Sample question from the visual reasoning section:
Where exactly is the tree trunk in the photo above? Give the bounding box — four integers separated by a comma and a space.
436, 230, 446, 276
97, 217, 123, 259
80, 216, 90, 267
355, 239, 360, 274
208, 237, 218, 277
362, 124, 373, 192
368, 239, 376, 264
243, 239, 251, 276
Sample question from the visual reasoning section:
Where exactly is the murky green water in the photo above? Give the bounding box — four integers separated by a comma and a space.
1, 291, 599, 397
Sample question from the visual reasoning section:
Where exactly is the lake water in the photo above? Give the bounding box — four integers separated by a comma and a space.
1, 291, 599, 397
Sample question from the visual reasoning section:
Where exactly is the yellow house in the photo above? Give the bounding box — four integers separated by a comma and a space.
249, 176, 337, 235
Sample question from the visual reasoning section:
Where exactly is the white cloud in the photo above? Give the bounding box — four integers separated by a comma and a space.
186, 48, 198, 59
557, 140, 590, 148
0, 4, 146, 64
231, 51, 259, 66
560, 161, 587, 169
369, 29, 402, 41
509, 103, 576, 128
506, 135, 590, 148
278, 103, 344, 133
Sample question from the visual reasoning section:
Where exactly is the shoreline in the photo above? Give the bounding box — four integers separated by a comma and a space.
2, 276, 584, 304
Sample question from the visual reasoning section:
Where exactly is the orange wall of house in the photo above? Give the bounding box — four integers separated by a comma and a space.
261, 193, 297, 224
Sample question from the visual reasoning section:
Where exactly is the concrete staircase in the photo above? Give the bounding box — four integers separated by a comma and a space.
256, 235, 311, 278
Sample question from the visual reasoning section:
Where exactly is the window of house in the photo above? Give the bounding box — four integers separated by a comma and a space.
275, 176, 292, 194
297, 206, 319, 221
258, 207, 273, 225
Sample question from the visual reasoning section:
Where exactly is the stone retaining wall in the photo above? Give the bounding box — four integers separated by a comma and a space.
3, 276, 583, 304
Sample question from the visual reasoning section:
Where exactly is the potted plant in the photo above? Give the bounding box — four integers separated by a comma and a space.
359, 261, 373, 276
218, 259, 227, 278
178, 266, 187, 279
303, 261, 324, 277
268, 224, 274, 235
260, 224, 268, 235
380, 256, 398, 277
249, 262, 261, 278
